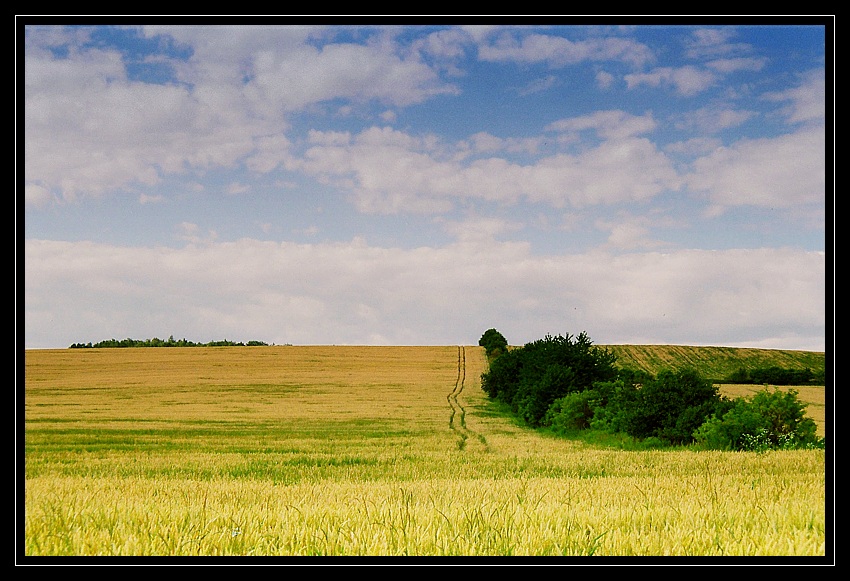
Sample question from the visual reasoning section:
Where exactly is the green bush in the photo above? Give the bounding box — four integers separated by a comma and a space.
614, 368, 722, 445
586, 380, 634, 433
693, 387, 823, 451
516, 364, 579, 426
544, 389, 599, 432
479, 331, 618, 428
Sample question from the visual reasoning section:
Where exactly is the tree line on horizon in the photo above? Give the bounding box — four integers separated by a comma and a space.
68, 336, 269, 348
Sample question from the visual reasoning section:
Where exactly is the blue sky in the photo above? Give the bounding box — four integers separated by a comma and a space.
20, 19, 831, 351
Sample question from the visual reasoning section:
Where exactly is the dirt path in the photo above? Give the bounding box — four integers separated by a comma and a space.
447, 346, 489, 452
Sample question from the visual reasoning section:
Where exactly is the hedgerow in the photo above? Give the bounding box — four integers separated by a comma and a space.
479, 329, 824, 451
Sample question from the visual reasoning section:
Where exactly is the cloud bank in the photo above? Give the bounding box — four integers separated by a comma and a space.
25, 237, 825, 351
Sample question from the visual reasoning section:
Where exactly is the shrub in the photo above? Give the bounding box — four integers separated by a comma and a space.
615, 368, 722, 445
544, 389, 599, 432
693, 387, 823, 451
479, 331, 618, 428
586, 379, 636, 433
516, 364, 580, 426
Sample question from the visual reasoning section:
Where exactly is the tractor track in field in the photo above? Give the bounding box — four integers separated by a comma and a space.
447, 346, 489, 452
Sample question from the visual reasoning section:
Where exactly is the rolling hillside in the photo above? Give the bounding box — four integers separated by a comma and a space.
601, 344, 825, 381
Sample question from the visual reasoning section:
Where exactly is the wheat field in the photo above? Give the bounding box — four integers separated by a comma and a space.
22, 345, 829, 559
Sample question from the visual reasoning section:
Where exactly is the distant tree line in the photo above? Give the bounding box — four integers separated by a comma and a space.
724, 365, 825, 386
69, 336, 269, 348
479, 329, 823, 452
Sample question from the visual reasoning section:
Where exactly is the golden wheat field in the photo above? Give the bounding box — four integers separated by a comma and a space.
22, 345, 829, 560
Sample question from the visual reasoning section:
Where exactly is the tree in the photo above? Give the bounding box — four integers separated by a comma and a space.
616, 368, 722, 444
480, 345, 523, 402
516, 364, 578, 426
725, 365, 819, 385
479, 331, 618, 427
479, 328, 508, 359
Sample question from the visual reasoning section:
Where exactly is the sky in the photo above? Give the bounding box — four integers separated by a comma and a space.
19, 18, 832, 351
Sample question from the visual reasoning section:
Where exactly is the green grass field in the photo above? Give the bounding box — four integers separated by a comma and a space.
604, 344, 825, 380
22, 345, 828, 559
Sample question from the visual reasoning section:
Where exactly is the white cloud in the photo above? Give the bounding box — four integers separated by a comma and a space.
23, 26, 455, 203
763, 68, 826, 126
24, 238, 825, 351
458, 25, 501, 44
595, 70, 615, 89
673, 106, 757, 134
595, 215, 667, 251
625, 66, 717, 96
25, 183, 53, 208
24, 43, 263, 202
175, 222, 217, 244
242, 42, 458, 111
478, 31, 654, 68
685, 127, 825, 209
684, 28, 753, 60
293, 124, 679, 213
705, 57, 766, 73
413, 27, 470, 63
546, 110, 657, 140
244, 134, 293, 173
438, 216, 524, 245
687, 28, 736, 49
